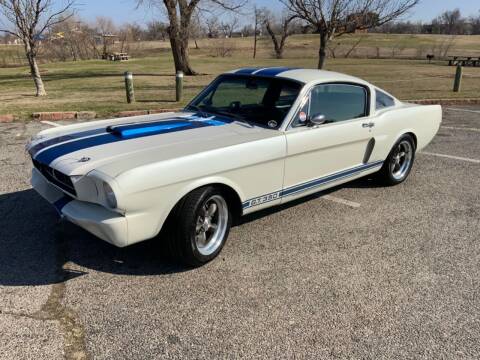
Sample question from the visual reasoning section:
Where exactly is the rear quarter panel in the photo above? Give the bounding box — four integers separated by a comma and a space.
371, 104, 442, 161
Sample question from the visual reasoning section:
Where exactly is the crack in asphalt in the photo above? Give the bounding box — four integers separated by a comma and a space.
46, 223, 90, 360
1, 224, 90, 360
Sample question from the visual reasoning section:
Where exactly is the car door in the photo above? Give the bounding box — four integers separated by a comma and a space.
282, 82, 378, 202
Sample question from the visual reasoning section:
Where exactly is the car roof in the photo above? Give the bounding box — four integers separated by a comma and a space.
226, 67, 371, 87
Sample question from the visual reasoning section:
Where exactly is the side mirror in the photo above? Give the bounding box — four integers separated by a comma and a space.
309, 114, 327, 126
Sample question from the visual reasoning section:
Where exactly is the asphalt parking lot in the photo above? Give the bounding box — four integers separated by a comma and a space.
1, 107, 479, 359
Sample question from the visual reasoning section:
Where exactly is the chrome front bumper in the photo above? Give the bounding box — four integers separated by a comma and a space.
31, 168, 129, 247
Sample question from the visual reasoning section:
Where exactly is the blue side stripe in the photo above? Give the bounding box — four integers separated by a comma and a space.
282, 161, 383, 196
242, 161, 384, 209
53, 195, 73, 214
254, 67, 297, 77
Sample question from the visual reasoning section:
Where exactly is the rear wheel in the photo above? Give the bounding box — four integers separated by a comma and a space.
167, 186, 232, 267
378, 134, 416, 186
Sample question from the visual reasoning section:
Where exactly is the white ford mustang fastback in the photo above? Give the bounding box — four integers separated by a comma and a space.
28, 67, 442, 266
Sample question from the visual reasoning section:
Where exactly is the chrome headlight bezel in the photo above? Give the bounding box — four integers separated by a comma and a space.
102, 181, 118, 209
83, 170, 123, 212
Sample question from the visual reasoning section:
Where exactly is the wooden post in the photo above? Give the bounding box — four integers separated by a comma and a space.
176, 71, 184, 102
453, 64, 463, 92
124, 71, 135, 103
253, 7, 258, 59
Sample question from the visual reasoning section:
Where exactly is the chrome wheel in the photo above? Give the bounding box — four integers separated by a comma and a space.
195, 195, 228, 256
390, 140, 413, 181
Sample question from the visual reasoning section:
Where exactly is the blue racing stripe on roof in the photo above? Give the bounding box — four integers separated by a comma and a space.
235, 68, 259, 75
254, 67, 297, 77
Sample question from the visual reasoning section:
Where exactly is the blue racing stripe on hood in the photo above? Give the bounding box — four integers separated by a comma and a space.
32, 114, 232, 165
29, 128, 106, 157
107, 121, 192, 137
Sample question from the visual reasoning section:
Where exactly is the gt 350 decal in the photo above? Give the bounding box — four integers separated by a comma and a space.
243, 191, 281, 209
242, 161, 384, 209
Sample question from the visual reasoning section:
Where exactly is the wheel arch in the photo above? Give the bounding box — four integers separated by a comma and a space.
404, 131, 418, 150
391, 130, 418, 153
157, 177, 245, 237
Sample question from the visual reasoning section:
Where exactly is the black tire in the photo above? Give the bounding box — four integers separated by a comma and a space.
378, 134, 416, 186
167, 186, 232, 267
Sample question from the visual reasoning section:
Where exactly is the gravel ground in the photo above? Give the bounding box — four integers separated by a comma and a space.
0, 107, 479, 359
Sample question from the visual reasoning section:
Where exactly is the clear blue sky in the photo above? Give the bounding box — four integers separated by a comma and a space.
76, 0, 479, 26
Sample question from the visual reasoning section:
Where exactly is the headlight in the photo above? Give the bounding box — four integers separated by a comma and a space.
103, 182, 117, 209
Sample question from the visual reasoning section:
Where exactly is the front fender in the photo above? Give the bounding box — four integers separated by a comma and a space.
122, 176, 246, 246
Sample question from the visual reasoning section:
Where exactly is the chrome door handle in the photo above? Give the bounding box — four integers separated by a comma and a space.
362, 122, 374, 128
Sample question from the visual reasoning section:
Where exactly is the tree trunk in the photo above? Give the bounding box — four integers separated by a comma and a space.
318, 32, 328, 69
165, 0, 197, 76
169, 32, 196, 75
24, 41, 47, 96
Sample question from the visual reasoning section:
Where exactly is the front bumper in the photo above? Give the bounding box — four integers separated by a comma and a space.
31, 168, 129, 247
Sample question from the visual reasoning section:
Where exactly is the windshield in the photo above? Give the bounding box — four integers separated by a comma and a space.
186, 74, 303, 129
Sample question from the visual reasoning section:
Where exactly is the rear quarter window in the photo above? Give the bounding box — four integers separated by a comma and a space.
376, 90, 395, 110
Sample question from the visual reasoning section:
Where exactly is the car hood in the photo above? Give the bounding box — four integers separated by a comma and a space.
28, 112, 281, 177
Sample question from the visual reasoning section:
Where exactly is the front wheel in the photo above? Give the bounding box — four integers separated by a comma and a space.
167, 186, 232, 267
378, 134, 416, 186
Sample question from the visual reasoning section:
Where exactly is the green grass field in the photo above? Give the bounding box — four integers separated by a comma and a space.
1, 34, 480, 120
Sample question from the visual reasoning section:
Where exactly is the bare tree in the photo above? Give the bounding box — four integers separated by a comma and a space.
263, 11, 295, 59
137, 0, 245, 75
220, 16, 238, 38
146, 20, 169, 40
432, 9, 466, 35
94, 16, 116, 36
280, 0, 419, 69
0, 0, 75, 96
205, 17, 220, 38
471, 12, 480, 35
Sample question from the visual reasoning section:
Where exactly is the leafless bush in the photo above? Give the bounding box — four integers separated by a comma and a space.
213, 39, 236, 57
344, 35, 366, 58
429, 36, 456, 59
415, 45, 427, 59
391, 42, 407, 58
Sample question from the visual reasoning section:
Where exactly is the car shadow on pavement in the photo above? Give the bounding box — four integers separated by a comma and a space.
0, 176, 383, 286
0, 189, 188, 287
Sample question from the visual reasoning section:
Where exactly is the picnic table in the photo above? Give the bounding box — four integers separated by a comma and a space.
447, 56, 480, 67
103, 52, 130, 61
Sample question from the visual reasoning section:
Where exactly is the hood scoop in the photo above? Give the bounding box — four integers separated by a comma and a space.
105, 115, 232, 138
106, 120, 192, 138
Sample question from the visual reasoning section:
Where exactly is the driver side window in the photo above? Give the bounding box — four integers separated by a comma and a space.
309, 84, 368, 123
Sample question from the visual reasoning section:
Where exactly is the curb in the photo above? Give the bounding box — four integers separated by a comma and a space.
32, 111, 94, 121
0, 114, 15, 123
0, 109, 182, 123
114, 109, 180, 117
405, 99, 480, 106
33, 112, 77, 121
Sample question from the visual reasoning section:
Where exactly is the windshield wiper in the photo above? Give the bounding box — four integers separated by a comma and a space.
188, 106, 253, 126
185, 105, 209, 118
206, 109, 250, 123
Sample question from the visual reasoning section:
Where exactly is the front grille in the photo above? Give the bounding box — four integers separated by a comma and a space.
32, 159, 77, 196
